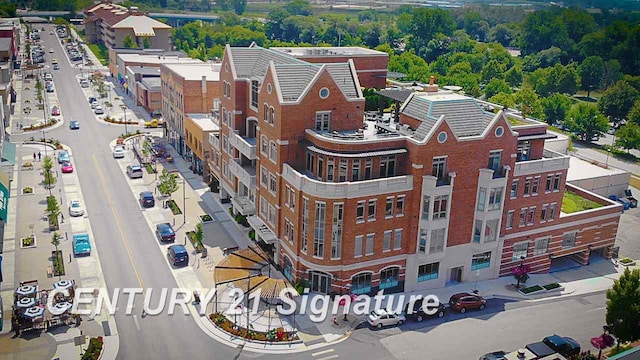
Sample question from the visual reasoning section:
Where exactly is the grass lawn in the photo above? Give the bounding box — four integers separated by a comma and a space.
507, 117, 530, 126
87, 43, 108, 66
562, 191, 603, 213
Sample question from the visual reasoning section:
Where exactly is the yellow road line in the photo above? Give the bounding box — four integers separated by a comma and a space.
92, 154, 145, 289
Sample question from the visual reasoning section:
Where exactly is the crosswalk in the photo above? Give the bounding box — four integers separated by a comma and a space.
311, 348, 339, 360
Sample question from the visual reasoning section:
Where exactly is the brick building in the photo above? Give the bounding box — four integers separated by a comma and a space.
206, 45, 621, 295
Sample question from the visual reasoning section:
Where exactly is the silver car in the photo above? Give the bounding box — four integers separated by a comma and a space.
126, 164, 143, 179
367, 309, 406, 328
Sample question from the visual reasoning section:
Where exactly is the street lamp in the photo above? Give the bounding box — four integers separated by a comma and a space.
182, 176, 186, 224
120, 104, 128, 136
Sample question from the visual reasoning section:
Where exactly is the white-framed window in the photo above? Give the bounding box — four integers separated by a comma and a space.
477, 187, 487, 211
553, 174, 561, 191
549, 203, 557, 221
331, 203, 343, 260
365, 233, 374, 255
396, 196, 405, 216
313, 202, 326, 258
268, 204, 276, 225
511, 179, 519, 199
222, 135, 228, 154
263, 103, 268, 123
354, 235, 363, 258
433, 195, 448, 219
269, 173, 277, 194
546, 174, 553, 192
419, 229, 427, 252
471, 252, 491, 270
532, 176, 540, 195
269, 141, 277, 163
259, 196, 267, 216
339, 159, 347, 182
488, 150, 502, 171
432, 156, 447, 181
385, 198, 394, 218
429, 228, 445, 253
562, 232, 577, 249
250, 80, 259, 109
222, 106, 228, 124
367, 200, 376, 221
527, 207, 536, 225
315, 111, 330, 131
417, 262, 439, 282
485, 219, 498, 242
364, 159, 372, 180
318, 156, 324, 179
306, 153, 315, 174
301, 198, 309, 253
380, 268, 399, 289
393, 229, 402, 250
512, 242, 528, 260
284, 219, 294, 242
260, 166, 268, 188
380, 156, 396, 178
422, 195, 430, 220
356, 201, 365, 223
327, 158, 334, 182
524, 177, 532, 195
383, 230, 392, 252
534, 237, 550, 255
519, 208, 526, 227
222, 160, 228, 179
352, 160, 360, 181
488, 188, 503, 211
473, 219, 482, 243
506, 210, 514, 229
540, 204, 548, 222
269, 107, 275, 125
285, 186, 295, 210
261, 135, 268, 155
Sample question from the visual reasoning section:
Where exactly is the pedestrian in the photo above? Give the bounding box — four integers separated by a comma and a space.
33, 152, 36, 161
60, 213, 65, 223
38, 152, 41, 161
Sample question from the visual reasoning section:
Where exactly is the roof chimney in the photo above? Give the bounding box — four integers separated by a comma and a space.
517, 349, 526, 360
424, 76, 439, 93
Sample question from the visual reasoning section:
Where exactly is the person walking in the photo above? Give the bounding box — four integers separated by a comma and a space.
33, 153, 36, 161
38, 152, 41, 161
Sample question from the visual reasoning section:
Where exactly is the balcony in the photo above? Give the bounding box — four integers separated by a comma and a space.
231, 196, 256, 216
229, 131, 256, 160
513, 149, 570, 177
229, 158, 256, 188
209, 133, 220, 150
282, 163, 413, 199
492, 166, 508, 179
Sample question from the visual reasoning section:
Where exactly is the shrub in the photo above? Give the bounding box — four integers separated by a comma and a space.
167, 199, 182, 215
81, 337, 104, 360
619, 257, 634, 264
520, 285, 544, 294
543, 283, 561, 290
24, 187, 33, 193
248, 229, 255, 241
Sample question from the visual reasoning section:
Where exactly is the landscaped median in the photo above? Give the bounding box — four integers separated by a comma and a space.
23, 118, 60, 132
209, 313, 301, 344
103, 115, 139, 125
518, 282, 565, 296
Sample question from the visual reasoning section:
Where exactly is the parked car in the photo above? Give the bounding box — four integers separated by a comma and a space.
88, 96, 96, 104
156, 223, 176, 242
51, 106, 60, 116
448, 292, 486, 313
44, 73, 52, 81
542, 335, 581, 357
46, 84, 54, 92
368, 309, 405, 328
479, 350, 507, 360
94, 105, 104, 115
139, 191, 155, 208
126, 164, 143, 179
61, 162, 74, 173
69, 120, 80, 130
69, 200, 84, 217
113, 146, 125, 159
53, 63, 60, 70
167, 245, 189, 266
403, 300, 446, 321
72, 233, 91, 256
49, 48, 54, 53
80, 79, 89, 88
57, 150, 70, 164
624, 189, 638, 208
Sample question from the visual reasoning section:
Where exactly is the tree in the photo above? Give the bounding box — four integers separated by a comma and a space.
158, 170, 179, 199
514, 87, 543, 119
541, 94, 572, 125
232, 0, 246, 15
598, 81, 640, 127
142, 37, 151, 49
590, 332, 615, 360
579, 56, 605, 98
614, 123, 640, 153
42, 156, 56, 188
283, 0, 312, 16
481, 59, 506, 83
565, 103, 609, 141
518, 10, 570, 56
602, 60, 623, 89
46, 195, 61, 229
484, 78, 512, 99
504, 65, 523, 88
512, 263, 531, 289
194, 223, 204, 249
489, 24, 516, 47
122, 35, 135, 49
51, 231, 61, 252
409, 8, 456, 56
629, 99, 640, 126
605, 267, 640, 350
489, 93, 515, 109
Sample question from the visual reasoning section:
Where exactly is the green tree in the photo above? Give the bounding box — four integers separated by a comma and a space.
410, 8, 456, 56
484, 78, 512, 99
514, 87, 543, 119
122, 35, 135, 49
489, 93, 516, 109
481, 59, 506, 83
606, 268, 640, 350
194, 223, 204, 249
602, 60, 623, 89
283, 0, 312, 16
0, 0, 16, 17
579, 56, 605, 98
142, 37, 151, 49
615, 122, 640, 153
42, 156, 56, 188
518, 10, 570, 56
565, 103, 609, 141
489, 23, 516, 47
504, 65, 523, 88
51, 231, 61, 252
46, 196, 61, 224
541, 94, 572, 125
598, 81, 640, 127
232, 0, 246, 15
629, 99, 640, 126
158, 170, 179, 199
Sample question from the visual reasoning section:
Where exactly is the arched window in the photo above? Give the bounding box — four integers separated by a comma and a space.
352, 273, 372, 295
379, 267, 399, 289
269, 141, 277, 163
269, 107, 275, 125
263, 103, 268, 122
261, 135, 268, 155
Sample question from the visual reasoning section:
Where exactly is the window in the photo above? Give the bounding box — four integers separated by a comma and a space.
495, 126, 504, 137
396, 196, 405, 216
519, 208, 526, 227
553, 174, 561, 191
331, 203, 343, 259
339, 160, 347, 182
315, 112, 330, 131
356, 201, 365, 222
261, 135, 267, 155
285, 186, 295, 210
506, 210, 514, 229
313, 202, 326, 258
284, 219, 294, 242
319, 87, 330, 99
268, 204, 275, 225
222, 106, 228, 124
540, 204, 548, 222
512, 242, 528, 260
473, 220, 482, 243
549, 203, 557, 221
260, 166, 268, 188
385, 198, 394, 218
383, 230, 392, 251
511, 179, 519, 198
524, 178, 532, 195
352, 273, 371, 295
222, 135, 228, 154
419, 230, 427, 252
306, 153, 315, 173
301, 198, 309, 253
269, 141, 277, 163
327, 158, 334, 182
250, 80, 259, 109
471, 252, 491, 270
368, 200, 376, 221
527, 207, 536, 225
437, 132, 448, 143
517, 141, 530, 161
534, 237, 550, 255
263, 104, 268, 122
485, 219, 498, 242
532, 177, 540, 195
364, 159, 372, 180
433, 195, 448, 219
222, 161, 228, 179
365, 233, 374, 255
354, 235, 363, 257
317, 156, 324, 179
380, 268, 399, 289
352, 160, 360, 181
546, 175, 553, 192
421, 196, 430, 220
562, 232, 576, 249
477, 187, 487, 211
393, 229, 402, 250
269, 173, 277, 194
417, 263, 439, 282
429, 228, 445, 253
488, 150, 502, 171
488, 188, 503, 210
432, 156, 447, 180
269, 107, 275, 125
259, 196, 267, 216
380, 156, 396, 177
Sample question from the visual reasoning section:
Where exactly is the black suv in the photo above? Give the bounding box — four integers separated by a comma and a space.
542, 335, 581, 357
403, 301, 446, 322
139, 191, 155, 208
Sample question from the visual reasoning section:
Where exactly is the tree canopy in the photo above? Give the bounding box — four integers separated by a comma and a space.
606, 268, 640, 348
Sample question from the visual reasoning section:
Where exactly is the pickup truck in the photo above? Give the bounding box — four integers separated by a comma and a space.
144, 119, 164, 128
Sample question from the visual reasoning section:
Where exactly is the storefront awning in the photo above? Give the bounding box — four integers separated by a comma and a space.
2, 140, 16, 165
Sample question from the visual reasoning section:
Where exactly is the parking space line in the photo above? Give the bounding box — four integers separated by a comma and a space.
312, 349, 334, 356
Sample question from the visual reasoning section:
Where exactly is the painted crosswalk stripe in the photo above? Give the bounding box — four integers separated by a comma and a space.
317, 355, 339, 360
312, 349, 334, 357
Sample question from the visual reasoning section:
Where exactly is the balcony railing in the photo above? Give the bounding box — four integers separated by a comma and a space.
229, 158, 256, 188
513, 149, 570, 177
209, 133, 220, 149
229, 130, 256, 160
282, 163, 413, 199
491, 166, 507, 179
436, 174, 452, 187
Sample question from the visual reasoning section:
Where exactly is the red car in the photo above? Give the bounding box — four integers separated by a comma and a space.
51, 106, 60, 116
448, 292, 486, 313
61, 162, 74, 173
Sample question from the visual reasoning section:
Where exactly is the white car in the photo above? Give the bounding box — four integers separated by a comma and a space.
49, 48, 54, 53
94, 105, 104, 115
91, 100, 98, 109
112, 146, 125, 158
69, 200, 85, 217
80, 80, 89, 88
367, 309, 405, 329
44, 73, 53, 81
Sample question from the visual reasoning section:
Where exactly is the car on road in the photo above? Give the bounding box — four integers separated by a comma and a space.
69, 120, 80, 130
61, 162, 74, 173
403, 300, 446, 322
57, 150, 70, 164
53, 64, 60, 70
156, 223, 176, 242
448, 292, 486, 313
88, 96, 96, 104
113, 146, 125, 159
80, 79, 89, 88
126, 165, 143, 179
51, 106, 60, 116
542, 335, 581, 357
72, 233, 91, 256
94, 105, 104, 115
44, 73, 52, 81
167, 245, 189, 266
479, 350, 507, 360
139, 191, 155, 208
368, 309, 405, 328
69, 200, 85, 217
46, 84, 54, 92
49, 48, 54, 53
51, 58, 58, 65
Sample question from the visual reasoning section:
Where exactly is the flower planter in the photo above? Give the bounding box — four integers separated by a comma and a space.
52, 250, 65, 276
542, 283, 564, 292
199, 214, 215, 224
518, 285, 544, 295
167, 199, 182, 215
208, 313, 301, 344
20, 236, 37, 249
619, 258, 636, 267
187, 231, 205, 253
21, 187, 35, 195
22, 163, 34, 170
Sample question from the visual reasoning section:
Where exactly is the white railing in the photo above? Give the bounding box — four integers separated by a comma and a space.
282, 163, 413, 199
209, 133, 220, 150
229, 131, 257, 160
514, 150, 570, 176
229, 159, 256, 188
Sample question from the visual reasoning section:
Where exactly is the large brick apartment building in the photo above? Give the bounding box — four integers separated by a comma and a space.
205, 45, 621, 295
